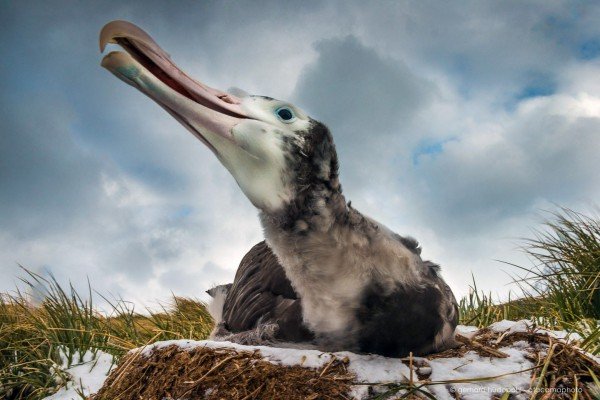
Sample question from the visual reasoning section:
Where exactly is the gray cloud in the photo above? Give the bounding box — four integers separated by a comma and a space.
294, 35, 436, 192
408, 94, 600, 236
0, 95, 103, 238
159, 261, 233, 296
295, 36, 433, 133
352, 1, 600, 96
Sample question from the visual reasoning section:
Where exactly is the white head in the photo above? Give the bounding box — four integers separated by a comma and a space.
100, 21, 337, 214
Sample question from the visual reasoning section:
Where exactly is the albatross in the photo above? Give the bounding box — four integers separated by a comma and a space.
99, 20, 459, 357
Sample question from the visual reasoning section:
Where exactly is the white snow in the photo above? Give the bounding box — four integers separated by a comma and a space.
489, 319, 528, 333
456, 324, 480, 339
426, 346, 533, 400
489, 319, 583, 342
43, 349, 115, 400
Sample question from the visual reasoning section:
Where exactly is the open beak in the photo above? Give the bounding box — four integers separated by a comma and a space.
99, 20, 249, 153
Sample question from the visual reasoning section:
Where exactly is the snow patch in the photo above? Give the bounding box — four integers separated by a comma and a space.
456, 324, 480, 339
43, 350, 115, 400
489, 319, 583, 342
426, 347, 533, 400
489, 319, 529, 333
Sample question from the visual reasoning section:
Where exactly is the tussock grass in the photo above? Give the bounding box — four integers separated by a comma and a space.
0, 270, 213, 400
459, 207, 600, 355
513, 208, 600, 355
458, 275, 520, 328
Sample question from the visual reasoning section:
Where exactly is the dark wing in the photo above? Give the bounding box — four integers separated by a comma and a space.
356, 261, 459, 357
222, 241, 313, 342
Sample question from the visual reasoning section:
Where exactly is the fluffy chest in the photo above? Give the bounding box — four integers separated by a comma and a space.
264, 225, 422, 335
285, 253, 369, 334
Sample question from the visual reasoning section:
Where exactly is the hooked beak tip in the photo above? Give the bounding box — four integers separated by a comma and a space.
100, 20, 165, 56
99, 20, 121, 53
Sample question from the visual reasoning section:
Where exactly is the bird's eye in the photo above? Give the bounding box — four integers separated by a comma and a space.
275, 106, 296, 123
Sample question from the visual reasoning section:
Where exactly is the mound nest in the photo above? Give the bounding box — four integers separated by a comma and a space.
92, 327, 600, 400
91, 345, 354, 400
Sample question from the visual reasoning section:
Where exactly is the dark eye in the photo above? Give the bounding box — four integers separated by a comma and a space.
275, 106, 296, 123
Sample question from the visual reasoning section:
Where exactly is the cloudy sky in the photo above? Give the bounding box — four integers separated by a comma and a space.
1, 1, 599, 309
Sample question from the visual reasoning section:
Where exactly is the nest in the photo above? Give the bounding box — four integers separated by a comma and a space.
91, 345, 354, 400
92, 327, 600, 400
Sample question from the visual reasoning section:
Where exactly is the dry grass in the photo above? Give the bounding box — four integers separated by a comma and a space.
92, 345, 354, 400
378, 326, 600, 399
0, 270, 213, 400
459, 208, 600, 356
457, 328, 600, 397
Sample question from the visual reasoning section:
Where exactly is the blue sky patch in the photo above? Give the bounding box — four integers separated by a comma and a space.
171, 205, 193, 221
516, 83, 556, 101
578, 38, 600, 60
503, 73, 557, 111
412, 138, 456, 166
515, 75, 556, 101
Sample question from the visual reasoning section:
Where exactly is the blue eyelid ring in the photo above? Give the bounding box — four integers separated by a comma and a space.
275, 106, 296, 123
